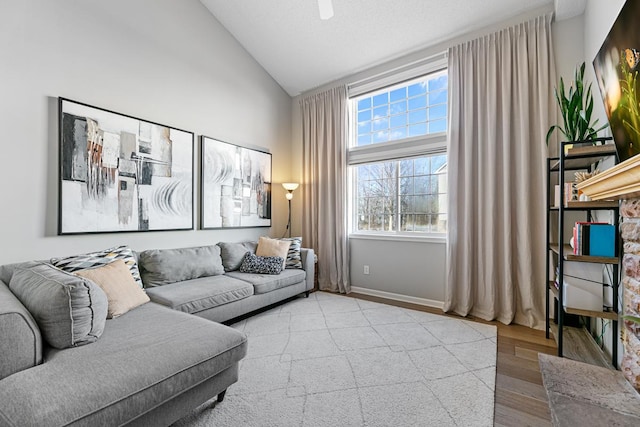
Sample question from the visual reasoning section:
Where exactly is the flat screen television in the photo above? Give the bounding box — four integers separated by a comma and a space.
593, 0, 640, 162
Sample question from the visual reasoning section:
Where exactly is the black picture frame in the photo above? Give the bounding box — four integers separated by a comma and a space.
200, 135, 272, 229
58, 98, 194, 234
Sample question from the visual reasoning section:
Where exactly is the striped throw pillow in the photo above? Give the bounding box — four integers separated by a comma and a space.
279, 237, 303, 269
51, 245, 143, 288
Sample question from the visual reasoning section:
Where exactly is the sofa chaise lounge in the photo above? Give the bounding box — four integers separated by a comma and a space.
0, 240, 314, 426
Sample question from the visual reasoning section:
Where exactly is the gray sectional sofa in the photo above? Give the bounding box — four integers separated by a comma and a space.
139, 242, 315, 323
0, 241, 315, 426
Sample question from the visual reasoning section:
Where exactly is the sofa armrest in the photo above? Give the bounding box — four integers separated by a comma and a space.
0, 279, 43, 380
300, 248, 315, 291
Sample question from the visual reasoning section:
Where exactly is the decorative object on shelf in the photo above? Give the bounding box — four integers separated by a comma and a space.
200, 136, 271, 229
59, 98, 194, 234
593, 0, 640, 162
574, 170, 599, 201
546, 62, 608, 148
574, 170, 600, 183
282, 182, 299, 238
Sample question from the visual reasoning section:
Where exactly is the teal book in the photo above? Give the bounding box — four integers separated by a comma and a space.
589, 224, 615, 257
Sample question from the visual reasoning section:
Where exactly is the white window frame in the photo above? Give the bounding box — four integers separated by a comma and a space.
347, 56, 448, 242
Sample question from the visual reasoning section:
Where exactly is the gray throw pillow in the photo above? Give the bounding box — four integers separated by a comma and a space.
218, 241, 258, 272
239, 253, 284, 275
9, 262, 108, 349
138, 245, 225, 287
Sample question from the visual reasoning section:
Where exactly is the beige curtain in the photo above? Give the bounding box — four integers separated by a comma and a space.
445, 14, 556, 328
300, 86, 350, 293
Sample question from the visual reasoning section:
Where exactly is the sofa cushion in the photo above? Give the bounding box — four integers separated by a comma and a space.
279, 236, 303, 269
226, 269, 306, 294
256, 236, 291, 268
239, 252, 284, 275
51, 245, 143, 288
145, 275, 254, 314
138, 245, 225, 287
0, 279, 43, 381
0, 302, 247, 427
9, 262, 108, 349
218, 241, 258, 271
75, 260, 150, 318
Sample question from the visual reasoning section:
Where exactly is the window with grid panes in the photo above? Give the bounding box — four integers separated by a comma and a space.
349, 70, 448, 236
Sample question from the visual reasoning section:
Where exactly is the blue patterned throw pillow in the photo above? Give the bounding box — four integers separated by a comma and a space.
239, 253, 284, 275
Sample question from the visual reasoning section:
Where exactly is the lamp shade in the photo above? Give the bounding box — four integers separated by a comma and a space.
282, 183, 299, 191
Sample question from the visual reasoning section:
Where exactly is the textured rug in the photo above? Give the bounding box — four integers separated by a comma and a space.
174, 292, 497, 427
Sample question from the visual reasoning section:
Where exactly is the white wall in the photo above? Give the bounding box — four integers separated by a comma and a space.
0, 0, 292, 264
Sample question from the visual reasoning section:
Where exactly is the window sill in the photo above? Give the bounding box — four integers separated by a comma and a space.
349, 233, 446, 244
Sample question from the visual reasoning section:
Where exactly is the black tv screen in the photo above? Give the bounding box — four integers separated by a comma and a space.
593, 0, 640, 162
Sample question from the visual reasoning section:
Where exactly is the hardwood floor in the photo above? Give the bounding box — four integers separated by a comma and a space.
347, 292, 557, 426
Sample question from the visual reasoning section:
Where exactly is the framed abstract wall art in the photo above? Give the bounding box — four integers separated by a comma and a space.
201, 136, 271, 229
59, 98, 194, 234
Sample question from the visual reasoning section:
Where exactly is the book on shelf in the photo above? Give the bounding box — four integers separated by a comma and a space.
553, 183, 579, 207
572, 222, 615, 257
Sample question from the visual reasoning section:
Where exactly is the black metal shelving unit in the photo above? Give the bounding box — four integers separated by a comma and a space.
545, 138, 620, 368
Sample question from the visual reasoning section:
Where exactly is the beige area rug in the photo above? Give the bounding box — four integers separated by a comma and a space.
174, 292, 497, 427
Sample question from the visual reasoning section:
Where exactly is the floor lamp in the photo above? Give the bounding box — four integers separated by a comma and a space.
282, 183, 299, 238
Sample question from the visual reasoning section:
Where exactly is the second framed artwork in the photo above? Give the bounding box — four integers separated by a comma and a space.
201, 136, 272, 229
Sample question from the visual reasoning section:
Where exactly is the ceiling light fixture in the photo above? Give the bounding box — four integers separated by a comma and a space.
318, 0, 334, 20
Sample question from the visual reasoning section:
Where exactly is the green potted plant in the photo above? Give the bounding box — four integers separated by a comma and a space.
546, 62, 608, 148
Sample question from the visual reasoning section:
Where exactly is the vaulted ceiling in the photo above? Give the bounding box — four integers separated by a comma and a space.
200, 0, 586, 96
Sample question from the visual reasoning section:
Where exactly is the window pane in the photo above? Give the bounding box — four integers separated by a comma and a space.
358, 98, 372, 110
408, 123, 427, 136
400, 177, 413, 194
358, 110, 371, 122
373, 105, 389, 117
372, 118, 389, 131
429, 119, 447, 133
351, 154, 447, 234
389, 127, 407, 140
414, 214, 430, 232
352, 71, 447, 147
357, 134, 371, 145
399, 160, 413, 177
400, 195, 414, 212
413, 176, 428, 194
358, 121, 371, 135
429, 75, 448, 91
373, 93, 388, 107
410, 158, 426, 175
390, 115, 406, 128
408, 82, 426, 96
390, 100, 407, 114
431, 154, 447, 173
372, 131, 389, 143
400, 214, 415, 231
429, 104, 446, 120
408, 110, 427, 124
408, 95, 427, 110
390, 87, 406, 102
429, 89, 447, 106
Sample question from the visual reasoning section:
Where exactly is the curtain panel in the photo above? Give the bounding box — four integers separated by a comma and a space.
300, 86, 350, 293
445, 14, 556, 328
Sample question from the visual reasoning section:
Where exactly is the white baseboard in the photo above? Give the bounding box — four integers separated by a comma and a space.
350, 286, 444, 310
